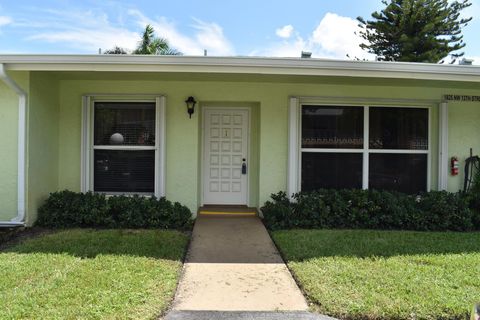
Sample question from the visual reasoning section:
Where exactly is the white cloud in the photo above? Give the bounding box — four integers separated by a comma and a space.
128, 10, 200, 54
0, 15, 12, 27
21, 7, 234, 55
311, 13, 369, 59
275, 25, 294, 39
192, 18, 234, 56
253, 12, 374, 60
250, 36, 306, 58
30, 30, 139, 53
26, 10, 139, 52
128, 10, 234, 56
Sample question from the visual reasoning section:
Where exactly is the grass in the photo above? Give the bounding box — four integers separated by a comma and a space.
272, 229, 480, 320
0, 229, 189, 319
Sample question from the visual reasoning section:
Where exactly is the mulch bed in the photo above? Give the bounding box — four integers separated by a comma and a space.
0, 227, 52, 251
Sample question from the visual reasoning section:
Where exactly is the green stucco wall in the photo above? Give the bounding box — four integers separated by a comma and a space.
0, 72, 28, 221
57, 80, 270, 211
26, 72, 59, 225
56, 76, 450, 212
447, 102, 480, 191
1, 71, 479, 224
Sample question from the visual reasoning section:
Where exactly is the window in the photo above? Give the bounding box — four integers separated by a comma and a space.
369, 153, 427, 194
302, 106, 363, 149
369, 107, 428, 150
301, 106, 364, 190
94, 102, 156, 146
368, 107, 429, 193
302, 153, 363, 191
82, 97, 166, 196
94, 150, 155, 193
300, 104, 429, 194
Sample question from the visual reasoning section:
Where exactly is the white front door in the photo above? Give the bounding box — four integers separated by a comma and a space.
203, 108, 249, 205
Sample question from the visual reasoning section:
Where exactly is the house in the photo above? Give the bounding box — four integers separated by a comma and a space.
0, 55, 479, 227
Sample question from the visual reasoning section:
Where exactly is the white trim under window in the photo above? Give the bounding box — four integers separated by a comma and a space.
81, 95, 166, 197
288, 97, 432, 195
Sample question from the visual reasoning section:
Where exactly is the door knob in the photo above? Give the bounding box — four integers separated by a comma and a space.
242, 158, 247, 174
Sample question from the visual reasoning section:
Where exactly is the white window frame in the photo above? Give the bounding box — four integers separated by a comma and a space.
288, 98, 432, 196
81, 95, 166, 197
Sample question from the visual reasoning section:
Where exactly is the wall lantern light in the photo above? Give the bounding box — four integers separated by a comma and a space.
185, 96, 197, 118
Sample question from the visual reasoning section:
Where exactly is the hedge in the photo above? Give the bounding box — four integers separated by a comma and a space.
36, 190, 193, 229
261, 189, 480, 231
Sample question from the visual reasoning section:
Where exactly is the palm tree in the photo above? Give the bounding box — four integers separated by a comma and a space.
103, 46, 128, 54
133, 24, 181, 55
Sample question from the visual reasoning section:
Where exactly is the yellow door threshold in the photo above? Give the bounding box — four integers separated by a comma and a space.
198, 206, 258, 216
199, 211, 257, 216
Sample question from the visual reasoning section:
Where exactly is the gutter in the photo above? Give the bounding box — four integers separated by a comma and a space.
0, 63, 26, 227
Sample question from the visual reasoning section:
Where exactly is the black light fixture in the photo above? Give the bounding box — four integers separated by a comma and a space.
185, 96, 197, 118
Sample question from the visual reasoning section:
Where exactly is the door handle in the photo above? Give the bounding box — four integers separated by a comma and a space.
242, 158, 247, 174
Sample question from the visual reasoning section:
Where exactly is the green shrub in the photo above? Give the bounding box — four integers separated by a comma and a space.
261, 189, 476, 231
294, 191, 331, 228
261, 192, 295, 230
468, 192, 480, 228
36, 190, 193, 229
467, 168, 480, 228
416, 191, 473, 231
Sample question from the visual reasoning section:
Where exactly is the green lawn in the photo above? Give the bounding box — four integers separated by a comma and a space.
0, 229, 189, 319
272, 229, 480, 320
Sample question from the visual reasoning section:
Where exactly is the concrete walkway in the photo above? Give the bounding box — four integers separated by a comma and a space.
170, 215, 309, 312
165, 311, 337, 320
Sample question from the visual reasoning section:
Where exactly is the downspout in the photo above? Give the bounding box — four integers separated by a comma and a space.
0, 63, 26, 227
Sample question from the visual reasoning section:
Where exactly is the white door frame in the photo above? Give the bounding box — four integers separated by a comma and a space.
201, 106, 251, 206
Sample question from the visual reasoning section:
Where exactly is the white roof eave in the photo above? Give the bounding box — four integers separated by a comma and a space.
1, 54, 480, 82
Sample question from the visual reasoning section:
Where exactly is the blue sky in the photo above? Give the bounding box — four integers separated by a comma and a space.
0, 0, 479, 62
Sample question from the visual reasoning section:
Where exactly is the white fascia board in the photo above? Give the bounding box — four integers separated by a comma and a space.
1, 55, 480, 82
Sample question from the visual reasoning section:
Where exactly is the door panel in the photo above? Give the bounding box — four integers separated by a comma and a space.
203, 108, 248, 205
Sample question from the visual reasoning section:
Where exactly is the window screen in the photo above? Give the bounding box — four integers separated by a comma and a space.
94, 150, 155, 193
94, 102, 155, 146
93, 101, 156, 194
300, 105, 429, 194
302, 153, 363, 191
369, 153, 427, 194
369, 107, 428, 150
302, 105, 364, 149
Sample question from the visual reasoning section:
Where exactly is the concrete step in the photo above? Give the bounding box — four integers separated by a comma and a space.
198, 205, 258, 216
164, 310, 337, 320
